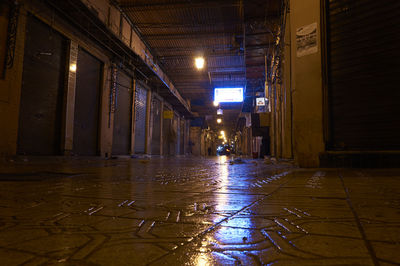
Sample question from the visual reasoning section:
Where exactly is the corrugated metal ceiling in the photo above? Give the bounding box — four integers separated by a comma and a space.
116, 0, 281, 129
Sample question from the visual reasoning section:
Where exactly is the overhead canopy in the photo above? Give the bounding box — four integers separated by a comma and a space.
46, 0, 282, 128
116, 0, 282, 130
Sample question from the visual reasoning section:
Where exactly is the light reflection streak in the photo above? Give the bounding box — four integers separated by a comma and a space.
218, 155, 229, 193
194, 253, 211, 266
194, 156, 254, 264
214, 155, 229, 213
214, 155, 253, 246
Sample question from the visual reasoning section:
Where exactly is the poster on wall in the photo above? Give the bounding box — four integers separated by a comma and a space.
296, 22, 318, 57
163, 110, 173, 119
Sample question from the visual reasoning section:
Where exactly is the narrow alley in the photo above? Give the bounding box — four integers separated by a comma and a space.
0, 0, 399, 265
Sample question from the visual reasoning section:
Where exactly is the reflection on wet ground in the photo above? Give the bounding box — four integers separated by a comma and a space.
0, 156, 399, 265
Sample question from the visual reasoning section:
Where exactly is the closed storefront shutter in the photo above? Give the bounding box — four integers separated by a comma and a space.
163, 107, 171, 156
73, 48, 102, 156
18, 15, 67, 155
327, 0, 400, 150
151, 97, 161, 155
180, 119, 185, 155
112, 70, 132, 155
134, 83, 147, 153
173, 113, 179, 155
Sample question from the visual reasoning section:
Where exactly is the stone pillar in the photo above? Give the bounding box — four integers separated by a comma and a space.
0, 5, 25, 156
62, 41, 78, 155
290, 0, 325, 167
282, 12, 293, 159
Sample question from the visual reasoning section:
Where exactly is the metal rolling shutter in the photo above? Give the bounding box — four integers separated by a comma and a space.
112, 70, 132, 155
151, 97, 161, 155
134, 84, 147, 153
163, 107, 171, 156
173, 114, 179, 155
180, 119, 185, 155
327, 0, 400, 150
18, 15, 67, 155
73, 48, 102, 156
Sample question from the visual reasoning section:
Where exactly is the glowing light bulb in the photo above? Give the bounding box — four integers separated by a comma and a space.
195, 57, 205, 69
69, 63, 77, 72
217, 118, 222, 124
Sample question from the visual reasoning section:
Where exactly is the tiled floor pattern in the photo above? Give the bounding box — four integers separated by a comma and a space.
0, 156, 399, 265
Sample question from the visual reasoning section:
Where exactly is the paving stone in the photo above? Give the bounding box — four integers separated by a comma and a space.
0, 156, 399, 265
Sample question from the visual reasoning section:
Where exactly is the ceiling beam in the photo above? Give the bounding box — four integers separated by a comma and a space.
172, 78, 209, 82
212, 77, 246, 81
171, 73, 245, 78
159, 52, 243, 60
165, 66, 245, 73
125, 14, 278, 29
166, 63, 260, 71
130, 19, 277, 29
208, 67, 245, 73
152, 44, 239, 51
175, 83, 209, 87
120, 0, 239, 11
179, 89, 210, 93
155, 43, 273, 59
145, 31, 239, 40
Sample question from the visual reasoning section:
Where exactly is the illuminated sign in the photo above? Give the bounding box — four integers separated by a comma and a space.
214, 87, 243, 103
256, 97, 265, 106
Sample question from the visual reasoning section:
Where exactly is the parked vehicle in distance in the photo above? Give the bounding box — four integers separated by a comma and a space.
217, 145, 231, 156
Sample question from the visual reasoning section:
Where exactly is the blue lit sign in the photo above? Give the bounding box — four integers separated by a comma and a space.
214, 87, 244, 103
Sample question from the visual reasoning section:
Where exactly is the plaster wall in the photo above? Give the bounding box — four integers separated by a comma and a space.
282, 12, 293, 159
0, 1, 113, 157
290, 0, 325, 167
189, 126, 201, 156
0, 7, 25, 156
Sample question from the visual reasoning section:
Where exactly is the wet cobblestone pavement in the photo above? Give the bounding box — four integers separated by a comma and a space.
0, 156, 399, 265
